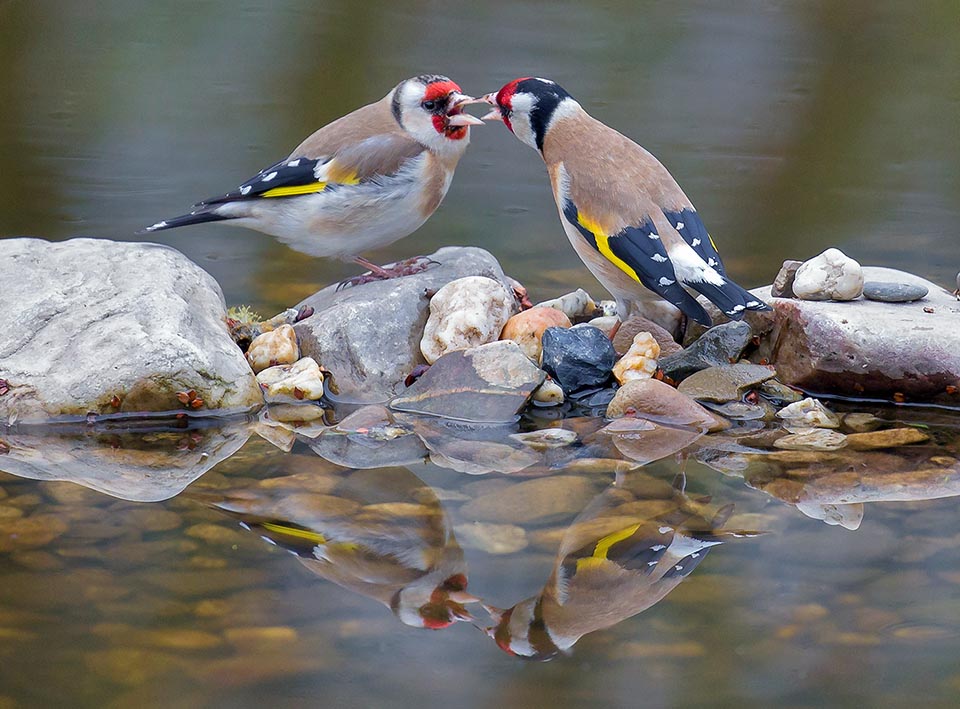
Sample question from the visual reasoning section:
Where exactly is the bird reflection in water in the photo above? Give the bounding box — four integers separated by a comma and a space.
484, 470, 763, 659
193, 466, 478, 630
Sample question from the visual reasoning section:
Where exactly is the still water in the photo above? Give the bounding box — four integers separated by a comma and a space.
2, 1, 960, 706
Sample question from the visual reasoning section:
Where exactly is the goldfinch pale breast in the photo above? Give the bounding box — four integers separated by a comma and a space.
481, 77, 770, 325
145, 74, 483, 277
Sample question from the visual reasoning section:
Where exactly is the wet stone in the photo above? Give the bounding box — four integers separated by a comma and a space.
510, 428, 579, 450
758, 379, 804, 404
540, 325, 615, 394
773, 429, 848, 451
862, 281, 928, 303
659, 321, 754, 382
842, 412, 884, 433
0, 514, 69, 552
845, 427, 930, 450
531, 378, 565, 407
701, 399, 771, 421
390, 340, 544, 423
606, 379, 727, 432
256, 357, 325, 402
454, 522, 529, 554
677, 363, 776, 403
777, 398, 841, 429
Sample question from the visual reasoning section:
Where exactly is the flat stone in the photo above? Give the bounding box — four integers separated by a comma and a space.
294, 247, 515, 402
659, 321, 754, 381
606, 379, 728, 432
862, 281, 928, 303
753, 267, 960, 401
773, 429, 848, 451
0, 238, 262, 422
390, 340, 544, 423
677, 363, 776, 403
844, 427, 930, 450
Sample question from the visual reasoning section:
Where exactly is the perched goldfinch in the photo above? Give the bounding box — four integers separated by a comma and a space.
145, 74, 483, 278
485, 473, 762, 659
480, 78, 770, 325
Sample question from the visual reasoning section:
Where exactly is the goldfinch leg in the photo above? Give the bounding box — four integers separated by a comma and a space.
340, 255, 439, 289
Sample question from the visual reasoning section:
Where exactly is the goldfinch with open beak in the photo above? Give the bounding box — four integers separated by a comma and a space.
480, 78, 769, 325
144, 74, 483, 278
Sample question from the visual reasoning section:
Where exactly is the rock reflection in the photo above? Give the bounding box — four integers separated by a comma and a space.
195, 466, 477, 630
484, 471, 761, 659
0, 417, 251, 502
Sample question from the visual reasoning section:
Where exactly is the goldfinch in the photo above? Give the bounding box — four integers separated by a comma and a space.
485, 473, 761, 659
144, 74, 483, 278
480, 78, 770, 325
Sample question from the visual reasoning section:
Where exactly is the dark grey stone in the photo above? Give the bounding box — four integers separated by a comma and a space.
540, 325, 616, 395
862, 281, 928, 303
659, 320, 754, 382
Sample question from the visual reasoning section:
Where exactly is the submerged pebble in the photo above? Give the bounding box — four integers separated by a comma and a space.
420, 276, 515, 364
245, 324, 299, 373
862, 281, 928, 303
773, 429, 848, 451
845, 427, 930, 450
777, 398, 841, 429
612, 332, 660, 384
540, 325, 615, 394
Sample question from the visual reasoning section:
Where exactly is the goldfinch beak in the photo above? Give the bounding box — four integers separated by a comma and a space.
481, 109, 502, 122
448, 590, 482, 605
474, 92, 503, 121
446, 93, 485, 126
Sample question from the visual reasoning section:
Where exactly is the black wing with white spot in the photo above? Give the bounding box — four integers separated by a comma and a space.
198, 157, 328, 206
664, 208, 725, 276
562, 200, 712, 325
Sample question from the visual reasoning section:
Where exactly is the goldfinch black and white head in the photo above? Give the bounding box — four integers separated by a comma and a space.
481, 77, 770, 326
143, 74, 482, 276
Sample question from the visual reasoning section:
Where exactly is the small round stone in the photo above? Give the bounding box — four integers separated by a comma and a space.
862, 281, 927, 303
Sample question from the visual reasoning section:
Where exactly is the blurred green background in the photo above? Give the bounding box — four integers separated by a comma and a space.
2, 0, 958, 314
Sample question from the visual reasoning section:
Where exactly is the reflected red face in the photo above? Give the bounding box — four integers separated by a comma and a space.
424, 80, 469, 140
494, 77, 530, 133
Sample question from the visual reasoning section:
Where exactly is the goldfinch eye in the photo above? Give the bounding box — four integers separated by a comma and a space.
421, 100, 438, 111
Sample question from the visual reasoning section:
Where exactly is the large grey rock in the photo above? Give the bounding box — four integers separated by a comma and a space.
0, 238, 262, 424
0, 419, 251, 501
294, 247, 516, 403
753, 267, 960, 402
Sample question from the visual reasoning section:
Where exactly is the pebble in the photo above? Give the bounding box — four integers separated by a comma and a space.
540, 325, 616, 394
586, 315, 620, 338
845, 427, 930, 450
795, 501, 864, 530
677, 363, 777, 403
535, 288, 597, 321
773, 429, 848, 451
612, 332, 660, 384
792, 248, 864, 301
420, 276, 515, 364
862, 281, 928, 303
606, 379, 728, 432
499, 306, 571, 360
509, 428, 578, 450
758, 379, 804, 404
531, 378, 565, 406
771, 259, 803, 298
658, 321, 754, 381
776, 398, 841, 429
842, 412, 884, 433
0, 514, 69, 552
256, 357, 325, 401
245, 324, 299, 373
454, 522, 528, 554
391, 340, 544, 423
